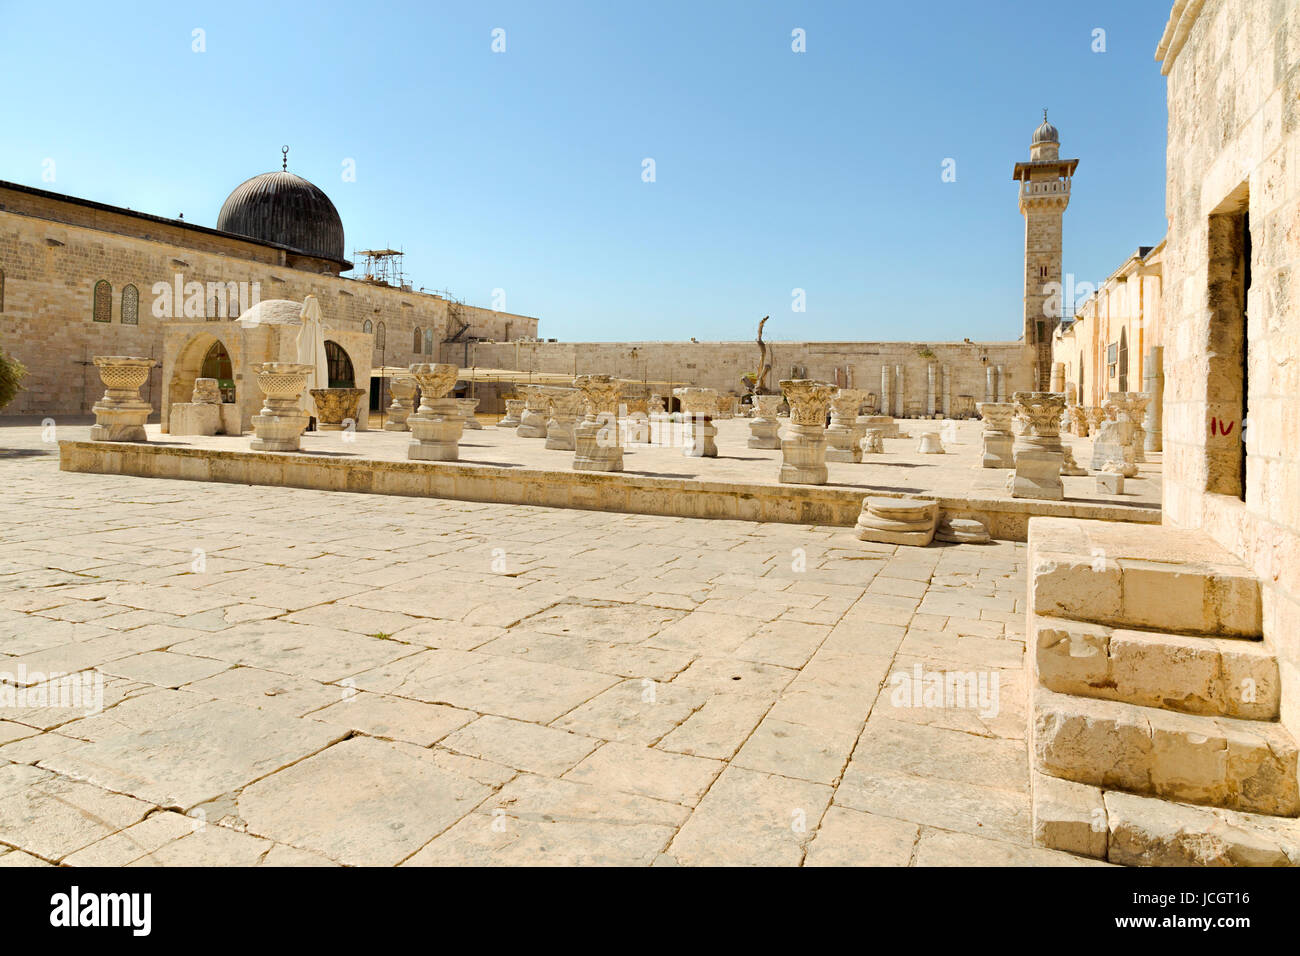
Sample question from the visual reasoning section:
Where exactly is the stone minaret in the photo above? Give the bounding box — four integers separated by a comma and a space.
1013, 111, 1078, 390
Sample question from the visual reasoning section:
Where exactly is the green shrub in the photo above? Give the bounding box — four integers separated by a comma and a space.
0, 347, 26, 411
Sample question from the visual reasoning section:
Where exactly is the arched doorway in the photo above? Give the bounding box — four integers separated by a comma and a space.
325, 340, 355, 388
169, 332, 236, 413
200, 341, 235, 403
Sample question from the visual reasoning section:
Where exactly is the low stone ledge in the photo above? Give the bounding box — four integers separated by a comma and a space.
58, 439, 1160, 540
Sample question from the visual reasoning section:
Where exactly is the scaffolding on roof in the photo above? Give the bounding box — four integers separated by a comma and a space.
354, 248, 409, 289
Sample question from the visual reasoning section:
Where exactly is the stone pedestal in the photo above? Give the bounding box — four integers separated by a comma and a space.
826, 389, 868, 462
622, 413, 650, 443
1059, 442, 1087, 476
499, 398, 525, 428
1009, 448, 1065, 499
457, 397, 483, 430
855, 497, 938, 546
1084, 406, 1106, 436
407, 363, 463, 461
309, 387, 365, 430
778, 380, 835, 485
747, 394, 782, 449
674, 387, 719, 458
976, 402, 1015, 468
384, 377, 418, 431
936, 515, 990, 544
249, 362, 312, 452
859, 414, 899, 439
1090, 393, 1141, 475
545, 389, 583, 451
171, 403, 220, 436
1097, 471, 1125, 494
517, 386, 550, 438
170, 376, 222, 437
89, 356, 156, 442
860, 428, 884, 454
1009, 392, 1067, 500
573, 375, 623, 472
917, 432, 944, 454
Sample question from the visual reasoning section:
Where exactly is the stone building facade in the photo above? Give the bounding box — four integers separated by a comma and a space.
1157, 0, 1300, 723
469, 338, 1033, 416
0, 178, 538, 417
1052, 241, 1165, 411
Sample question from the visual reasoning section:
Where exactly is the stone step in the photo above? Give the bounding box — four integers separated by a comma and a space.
1031, 687, 1300, 817
1031, 615, 1279, 719
1031, 772, 1300, 865
1028, 517, 1261, 637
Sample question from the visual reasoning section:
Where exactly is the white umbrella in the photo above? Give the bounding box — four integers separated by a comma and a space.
297, 295, 329, 425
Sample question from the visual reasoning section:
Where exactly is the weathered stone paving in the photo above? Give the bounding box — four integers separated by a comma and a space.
0, 430, 1100, 866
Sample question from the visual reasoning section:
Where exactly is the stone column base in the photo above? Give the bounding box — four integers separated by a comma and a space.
90, 403, 151, 443
408, 402, 464, 461
860, 429, 884, 454
545, 418, 577, 451
1060, 444, 1087, 476
779, 423, 828, 484
169, 403, 220, 437
1097, 472, 1125, 494
624, 414, 650, 443
855, 497, 937, 546
1009, 449, 1065, 500
250, 413, 308, 452
517, 410, 548, 438
936, 515, 990, 544
684, 417, 718, 457
748, 418, 780, 449
917, 432, 945, 454
981, 433, 1014, 468
826, 422, 866, 462
574, 419, 623, 471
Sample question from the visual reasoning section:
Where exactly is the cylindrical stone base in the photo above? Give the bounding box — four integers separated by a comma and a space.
408, 400, 464, 461
684, 416, 718, 457
779, 422, 828, 485
573, 417, 623, 471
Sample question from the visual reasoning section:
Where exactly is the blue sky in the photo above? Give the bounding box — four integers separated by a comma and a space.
0, 1, 1171, 342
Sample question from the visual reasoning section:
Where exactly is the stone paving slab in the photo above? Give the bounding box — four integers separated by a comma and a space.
0, 423, 1099, 865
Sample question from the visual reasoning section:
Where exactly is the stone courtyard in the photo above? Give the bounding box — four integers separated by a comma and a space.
0, 422, 1098, 866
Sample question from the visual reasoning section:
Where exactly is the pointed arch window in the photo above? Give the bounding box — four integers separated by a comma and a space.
93, 280, 112, 322
413, 326, 422, 353
375, 322, 386, 350
120, 284, 139, 325
363, 319, 374, 335
0, 268, 5, 313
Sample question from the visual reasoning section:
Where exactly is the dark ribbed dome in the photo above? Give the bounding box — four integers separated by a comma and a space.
1032, 116, 1060, 145
216, 171, 345, 265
